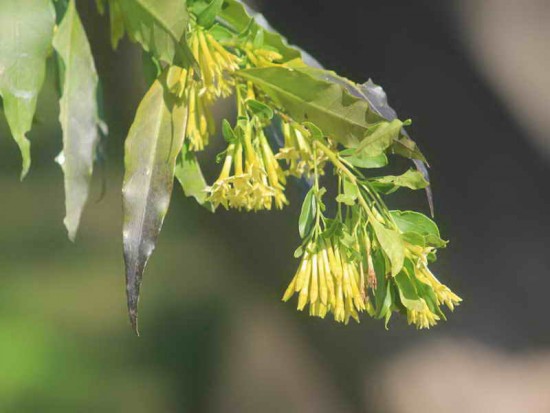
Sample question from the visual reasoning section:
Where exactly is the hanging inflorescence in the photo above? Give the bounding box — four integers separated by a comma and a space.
0, 0, 461, 333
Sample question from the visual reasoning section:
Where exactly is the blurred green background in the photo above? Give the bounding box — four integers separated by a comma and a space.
2, 1, 550, 412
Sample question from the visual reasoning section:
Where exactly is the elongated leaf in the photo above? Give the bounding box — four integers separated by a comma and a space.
340, 148, 387, 169
116, 0, 194, 66
175, 141, 214, 211
370, 169, 428, 194
0, 0, 55, 178
370, 218, 404, 277
238, 66, 388, 148
122, 67, 188, 334
53, 0, 102, 241
299, 188, 315, 238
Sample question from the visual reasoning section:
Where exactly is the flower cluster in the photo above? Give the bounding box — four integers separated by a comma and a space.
281, 141, 461, 328
283, 234, 373, 323
207, 116, 287, 211
184, 26, 240, 151
276, 122, 329, 178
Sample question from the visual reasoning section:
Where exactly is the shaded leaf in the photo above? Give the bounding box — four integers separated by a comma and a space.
370, 218, 404, 277
237, 66, 388, 148
116, 0, 195, 66
175, 141, 215, 211
122, 67, 188, 334
108, 0, 126, 49
53, 0, 102, 241
0, 0, 55, 178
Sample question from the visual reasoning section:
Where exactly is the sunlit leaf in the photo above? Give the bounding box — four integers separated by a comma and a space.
53, 0, 102, 241
175, 141, 214, 211
369, 169, 428, 194
116, 0, 195, 66
0, 0, 55, 178
122, 67, 188, 334
370, 218, 404, 277
354, 119, 402, 157
238, 66, 389, 148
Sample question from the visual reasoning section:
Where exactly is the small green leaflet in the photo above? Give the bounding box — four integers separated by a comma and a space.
196, 0, 224, 28
122, 67, 188, 334
175, 141, 215, 212
354, 119, 402, 157
299, 188, 315, 238
340, 148, 388, 169
369, 169, 428, 194
0, 0, 55, 179
53, 0, 102, 241
394, 271, 427, 314
370, 218, 404, 277
391, 210, 446, 248
238, 66, 389, 148
116, 0, 195, 67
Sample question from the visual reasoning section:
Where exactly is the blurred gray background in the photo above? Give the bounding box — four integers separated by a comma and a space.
1, 0, 549, 412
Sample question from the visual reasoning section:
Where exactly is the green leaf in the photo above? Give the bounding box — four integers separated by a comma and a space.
122, 67, 188, 334
108, 0, 126, 49
116, 0, 195, 66
370, 169, 428, 194
394, 271, 426, 313
53, 0, 102, 241
370, 219, 404, 277
237, 66, 389, 148
175, 141, 215, 212
391, 210, 446, 248
246, 99, 273, 120
0, 0, 55, 178
298, 188, 315, 239
221, 119, 236, 143
197, 0, 223, 28
390, 210, 440, 238
340, 148, 387, 169
95, 0, 106, 14
216, 0, 302, 63
391, 134, 427, 162
354, 119, 402, 157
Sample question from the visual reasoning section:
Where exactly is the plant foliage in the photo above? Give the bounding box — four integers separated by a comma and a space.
0, 0, 461, 334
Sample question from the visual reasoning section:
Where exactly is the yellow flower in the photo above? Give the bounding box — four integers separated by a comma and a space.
207, 122, 288, 211
418, 267, 462, 311
406, 299, 440, 329
180, 27, 240, 151
283, 237, 368, 324
276, 122, 328, 178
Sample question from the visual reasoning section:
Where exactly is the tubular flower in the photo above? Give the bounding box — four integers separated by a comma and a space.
417, 266, 462, 311
406, 299, 440, 329
183, 28, 240, 151
283, 236, 371, 324
207, 121, 288, 211
276, 122, 328, 178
